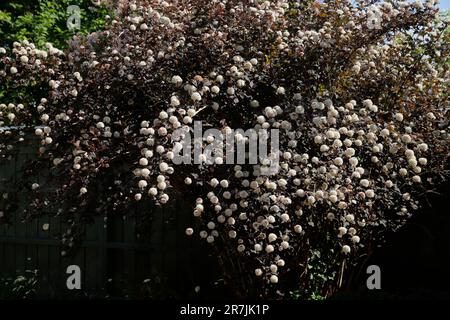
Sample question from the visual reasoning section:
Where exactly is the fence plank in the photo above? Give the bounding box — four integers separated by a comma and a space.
0, 137, 219, 299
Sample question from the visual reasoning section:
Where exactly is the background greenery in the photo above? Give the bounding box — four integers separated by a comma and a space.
0, 0, 111, 49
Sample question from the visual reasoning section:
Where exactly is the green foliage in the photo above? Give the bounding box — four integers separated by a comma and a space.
0, 0, 112, 49
0, 270, 39, 299
444, 10, 450, 68
288, 247, 340, 300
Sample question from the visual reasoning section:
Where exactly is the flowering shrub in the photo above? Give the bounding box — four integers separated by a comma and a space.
0, 0, 448, 299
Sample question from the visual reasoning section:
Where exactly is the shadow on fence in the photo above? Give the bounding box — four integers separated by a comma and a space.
0, 138, 222, 299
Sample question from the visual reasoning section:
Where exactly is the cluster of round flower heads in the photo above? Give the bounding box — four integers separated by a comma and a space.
0, 0, 448, 297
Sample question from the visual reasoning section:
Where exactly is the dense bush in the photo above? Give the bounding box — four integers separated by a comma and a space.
0, 0, 448, 299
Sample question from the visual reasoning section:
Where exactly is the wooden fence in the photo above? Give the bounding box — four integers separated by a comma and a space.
0, 137, 220, 299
